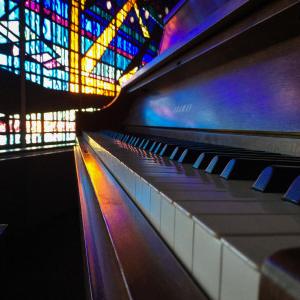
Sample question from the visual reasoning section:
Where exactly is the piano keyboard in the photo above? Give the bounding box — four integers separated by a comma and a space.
82, 130, 300, 300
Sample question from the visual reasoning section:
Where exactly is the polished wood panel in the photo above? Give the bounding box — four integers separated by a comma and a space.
78, 140, 207, 300
75, 146, 130, 300
118, 0, 300, 136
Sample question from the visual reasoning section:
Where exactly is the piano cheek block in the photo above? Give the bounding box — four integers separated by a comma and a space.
284, 176, 300, 205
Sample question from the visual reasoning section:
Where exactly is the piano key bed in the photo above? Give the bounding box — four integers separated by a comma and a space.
82, 130, 300, 300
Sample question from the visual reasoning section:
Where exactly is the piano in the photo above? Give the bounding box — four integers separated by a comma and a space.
75, 1, 300, 300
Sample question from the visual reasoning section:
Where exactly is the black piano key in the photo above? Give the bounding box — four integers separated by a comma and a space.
148, 141, 157, 152
169, 146, 186, 160
153, 142, 165, 154
284, 176, 300, 205
158, 144, 168, 156
123, 135, 129, 143
131, 137, 138, 145
178, 149, 201, 163
193, 153, 218, 169
111, 132, 118, 139
116, 133, 123, 139
159, 144, 179, 157
143, 140, 155, 151
129, 137, 135, 145
128, 137, 133, 145
145, 140, 157, 152
220, 158, 265, 180
205, 153, 291, 174
138, 139, 145, 148
133, 137, 139, 145
142, 140, 150, 150
142, 138, 149, 147
253, 165, 300, 193
194, 149, 287, 169
194, 152, 267, 171
205, 155, 232, 174
220, 158, 300, 180
128, 136, 135, 144
153, 143, 163, 154
133, 138, 140, 147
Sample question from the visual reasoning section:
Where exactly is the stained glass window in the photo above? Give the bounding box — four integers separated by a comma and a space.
0, 0, 20, 75
0, 110, 77, 148
0, 0, 164, 149
0, 0, 163, 97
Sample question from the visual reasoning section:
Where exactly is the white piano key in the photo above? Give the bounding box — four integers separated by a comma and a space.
174, 205, 194, 270
191, 214, 300, 300
128, 169, 136, 198
149, 187, 162, 230
220, 235, 300, 300
135, 175, 142, 206
192, 220, 222, 300
224, 235, 300, 267
220, 242, 260, 300
160, 194, 176, 248
141, 179, 151, 216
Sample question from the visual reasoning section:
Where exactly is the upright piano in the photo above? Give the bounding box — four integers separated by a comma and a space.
75, 1, 300, 299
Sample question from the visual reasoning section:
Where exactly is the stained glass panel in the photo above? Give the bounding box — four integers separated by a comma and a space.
0, 0, 162, 97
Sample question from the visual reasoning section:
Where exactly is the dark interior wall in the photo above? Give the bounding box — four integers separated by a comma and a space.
0, 150, 78, 227
0, 150, 86, 300
75, 96, 132, 134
